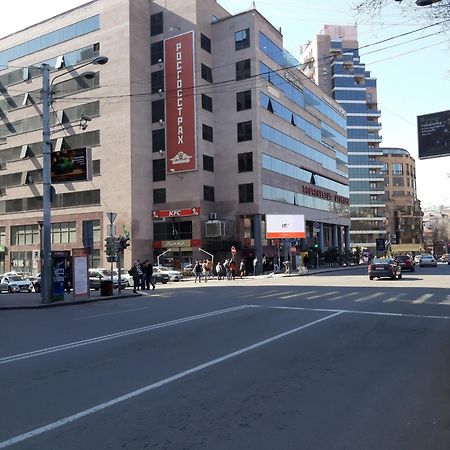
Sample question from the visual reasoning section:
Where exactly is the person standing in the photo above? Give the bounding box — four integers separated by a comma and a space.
194, 260, 202, 283
239, 260, 246, 279
144, 260, 155, 290
130, 261, 141, 293
229, 259, 236, 280
216, 261, 223, 280
253, 257, 258, 276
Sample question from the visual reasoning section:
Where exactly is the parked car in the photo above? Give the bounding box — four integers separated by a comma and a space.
0, 274, 33, 292
394, 255, 415, 272
153, 266, 183, 281
32, 273, 42, 293
115, 269, 134, 287
368, 258, 402, 280
438, 254, 449, 262
0, 277, 9, 293
419, 255, 437, 268
152, 269, 170, 284
88, 269, 127, 290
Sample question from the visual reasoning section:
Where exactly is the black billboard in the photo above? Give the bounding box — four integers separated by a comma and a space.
51, 147, 92, 183
417, 109, 450, 159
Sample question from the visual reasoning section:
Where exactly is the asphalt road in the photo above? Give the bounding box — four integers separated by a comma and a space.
1, 264, 450, 449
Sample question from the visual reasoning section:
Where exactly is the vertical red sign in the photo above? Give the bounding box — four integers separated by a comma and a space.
164, 31, 196, 173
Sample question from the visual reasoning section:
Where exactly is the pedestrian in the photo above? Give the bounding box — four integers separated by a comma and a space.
202, 260, 208, 282
138, 260, 145, 290
229, 259, 236, 280
64, 262, 72, 293
239, 260, 246, 278
144, 260, 155, 290
216, 261, 223, 280
194, 260, 202, 283
253, 257, 258, 276
129, 261, 140, 293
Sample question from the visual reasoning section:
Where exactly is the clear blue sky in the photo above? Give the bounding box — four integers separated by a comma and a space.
2, 0, 449, 207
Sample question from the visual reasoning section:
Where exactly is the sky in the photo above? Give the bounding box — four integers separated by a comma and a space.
1, 0, 449, 208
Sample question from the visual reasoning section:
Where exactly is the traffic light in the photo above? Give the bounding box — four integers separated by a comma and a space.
312, 239, 319, 251
104, 236, 116, 256
119, 235, 130, 249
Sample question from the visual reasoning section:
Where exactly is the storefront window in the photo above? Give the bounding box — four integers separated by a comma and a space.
154, 220, 193, 241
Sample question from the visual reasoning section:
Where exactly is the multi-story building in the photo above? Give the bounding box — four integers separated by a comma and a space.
301, 25, 386, 252
0, 0, 350, 275
380, 147, 423, 253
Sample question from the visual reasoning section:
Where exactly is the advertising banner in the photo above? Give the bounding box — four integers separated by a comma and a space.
72, 248, 89, 298
51, 147, 92, 183
266, 215, 306, 239
51, 251, 66, 302
417, 109, 450, 159
164, 31, 196, 173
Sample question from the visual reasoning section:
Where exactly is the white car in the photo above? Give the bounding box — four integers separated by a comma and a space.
419, 255, 437, 268
114, 269, 134, 287
154, 266, 183, 281
1, 275, 33, 293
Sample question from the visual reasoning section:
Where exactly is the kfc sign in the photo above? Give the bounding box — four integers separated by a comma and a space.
152, 207, 200, 219
164, 32, 196, 173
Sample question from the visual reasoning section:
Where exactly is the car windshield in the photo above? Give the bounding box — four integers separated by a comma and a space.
372, 258, 393, 265
395, 256, 409, 260
157, 267, 171, 272
9, 276, 23, 281
97, 270, 113, 276
422, 256, 432, 260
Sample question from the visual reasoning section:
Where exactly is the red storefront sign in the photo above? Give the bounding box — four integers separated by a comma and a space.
152, 207, 200, 219
164, 31, 196, 173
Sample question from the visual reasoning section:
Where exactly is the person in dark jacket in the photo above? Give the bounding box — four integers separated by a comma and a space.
130, 261, 141, 293
144, 260, 155, 290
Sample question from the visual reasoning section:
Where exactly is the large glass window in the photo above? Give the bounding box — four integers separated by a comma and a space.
235, 29, 250, 51
259, 32, 283, 66
51, 222, 76, 244
237, 121, 252, 142
151, 41, 164, 65
237, 90, 252, 111
0, 227, 5, 246
10, 225, 39, 245
239, 183, 254, 203
238, 152, 253, 172
236, 59, 251, 81
203, 185, 215, 202
201, 34, 211, 53
392, 163, 403, 175
150, 12, 163, 36
152, 128, 165, 153
153, 159, 166, 182
154, 221, 193, 241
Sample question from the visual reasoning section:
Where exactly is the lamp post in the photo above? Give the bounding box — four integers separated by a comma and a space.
40, 56, 108, 303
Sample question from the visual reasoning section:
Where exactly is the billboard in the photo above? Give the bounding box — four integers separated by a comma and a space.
266, 215, 306, 239
417, 109, 450, 159
51, 147, 92, 183
164, 31, 196, 173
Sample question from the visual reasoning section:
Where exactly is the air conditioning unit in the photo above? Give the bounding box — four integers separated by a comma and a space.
209, 212, 217, 220
205, 220, 225, 237
0, 162, 6, 170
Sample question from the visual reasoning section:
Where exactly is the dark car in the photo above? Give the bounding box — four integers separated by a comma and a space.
394, 255, 415, 272
368, 257, 402, 280
153, 270, 169, 284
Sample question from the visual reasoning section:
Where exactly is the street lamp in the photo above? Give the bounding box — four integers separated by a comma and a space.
40, 56, 108, 303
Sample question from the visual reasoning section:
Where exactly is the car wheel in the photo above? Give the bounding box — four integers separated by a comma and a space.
34, 284, 41, 293
8, 286, 12, 293
398, 273, 402, 279
391, 275, 396, 280
369, 276, 374, 280
162, 280, 168, 284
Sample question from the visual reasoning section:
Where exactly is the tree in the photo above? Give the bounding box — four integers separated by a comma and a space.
354, 0, 450, 33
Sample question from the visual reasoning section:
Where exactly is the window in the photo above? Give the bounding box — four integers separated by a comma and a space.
392, 163, 403, 175
203, 155, 214, 172
235, 28, 250, 50
51, 222, 76, 244
10, 225, 39, 245
153, 188, 166, 204
151, 70, 164, 94
152, 128, 165, 153
236, 90, 251, 111
236, 59, 251, 80
239, 183, 254, 203
201, 63, 213, 83
204, 185, 215, 201
201, 94, 213, 112
237, 121, 252, 142
151, 41, 164, 65
153, 159, 166, 182
201, 33, 211, 53
238, 152, 253, 172
202, 124, 213, 142
150, 12, 163, 36
152, 99, 165, 123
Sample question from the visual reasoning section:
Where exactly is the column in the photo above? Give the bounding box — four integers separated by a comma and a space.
332, 224, 338, 249
319, 222, 325, 252
253, 214, 263, 275
344, 226, 351, 254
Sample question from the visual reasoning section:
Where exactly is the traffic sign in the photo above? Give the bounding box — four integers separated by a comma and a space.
106, 212, 117, 224
231, 245, 236, 256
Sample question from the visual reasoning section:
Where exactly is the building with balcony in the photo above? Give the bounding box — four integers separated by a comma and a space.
0, 0, 350, 274
380, 147, 423, 254
301, 25, 386, 251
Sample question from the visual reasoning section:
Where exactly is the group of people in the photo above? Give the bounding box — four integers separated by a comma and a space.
194, 258, 247, 282
129, 259, 155, 293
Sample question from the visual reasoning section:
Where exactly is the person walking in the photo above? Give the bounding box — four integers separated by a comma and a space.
239, 260, 246, 279
253, 257, 258, 276
194, 260, 202, 283
144, 260, 155, 290
216, 261, 223, 280
129, 261, 141, 293
229, 259, 236, 280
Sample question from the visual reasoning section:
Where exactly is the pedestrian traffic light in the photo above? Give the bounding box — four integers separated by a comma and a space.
313, 239, 319, 251
119, 235, 130, 249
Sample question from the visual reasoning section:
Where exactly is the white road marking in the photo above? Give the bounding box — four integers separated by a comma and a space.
440, 297, 450, 305
249, 304, 450, 320
412, 294, 434, 304
258, 291, 293, 299
354, 292, 384, 302
0, 312, 342, 449
307, 291, 340, 300
382, 293, 407, 303
280, 291, 316, 299
75, 307, 149, 320
0, 305, 250, 366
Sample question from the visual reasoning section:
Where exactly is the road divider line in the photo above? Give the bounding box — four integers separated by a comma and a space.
0, 305, 250, 365
0, 311, 342, 449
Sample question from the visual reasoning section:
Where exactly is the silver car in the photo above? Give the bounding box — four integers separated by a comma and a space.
1, 275, 33, 293
419, 255, 437, 268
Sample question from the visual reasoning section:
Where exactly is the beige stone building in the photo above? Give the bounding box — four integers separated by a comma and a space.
380, 147, 423, 253
0, 0, 350, 275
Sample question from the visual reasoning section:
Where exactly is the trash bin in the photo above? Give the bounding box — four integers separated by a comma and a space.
100, 280, 114, 296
